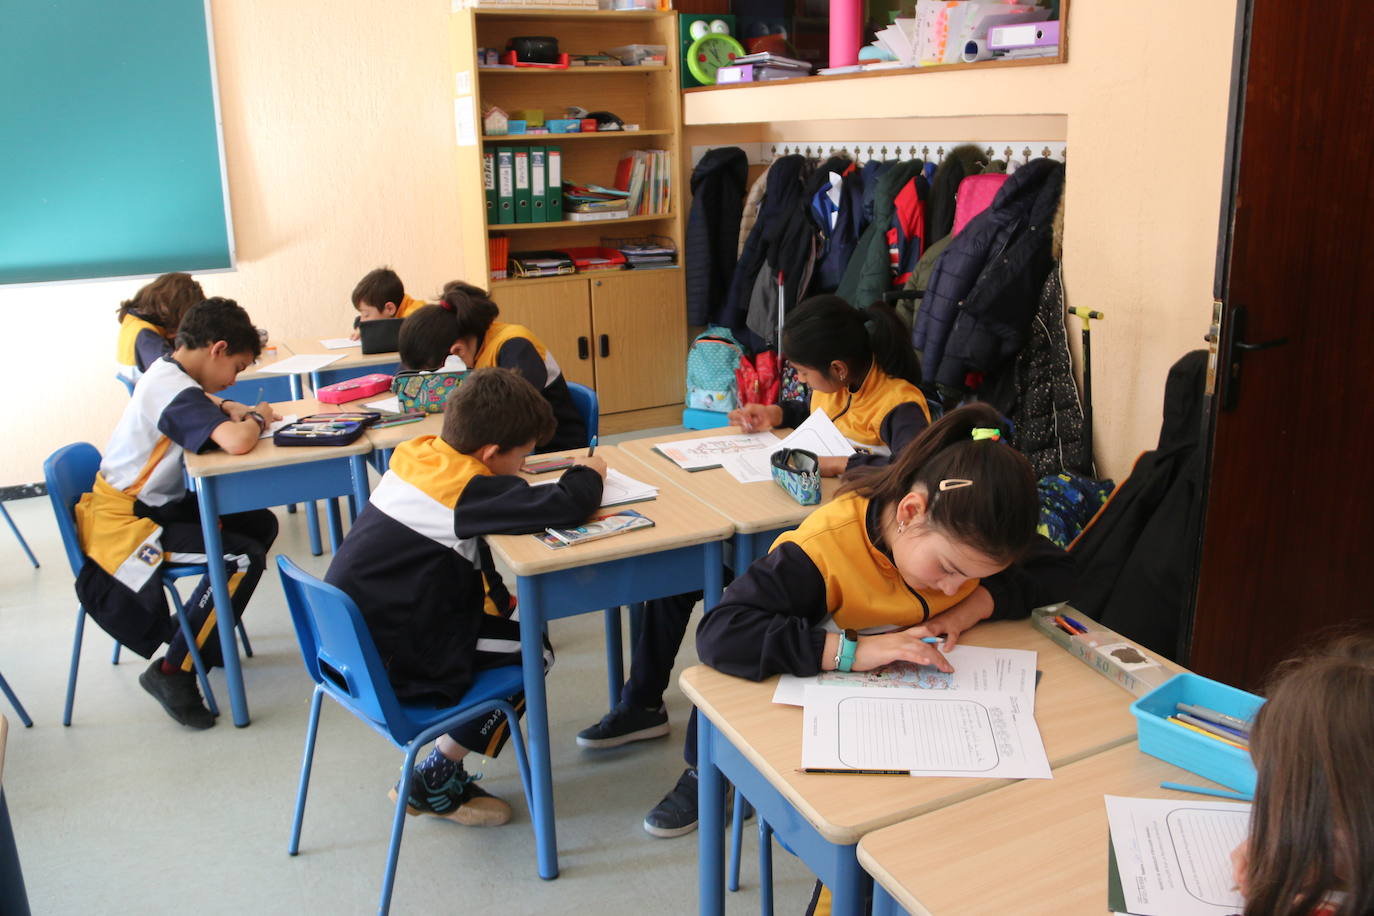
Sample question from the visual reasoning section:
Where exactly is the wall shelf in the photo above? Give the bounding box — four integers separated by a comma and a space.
480, 129, 673, 143
478, 65, 669, 76
489, 212, 675, 231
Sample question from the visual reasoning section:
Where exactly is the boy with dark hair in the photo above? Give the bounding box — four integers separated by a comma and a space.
326, 367, 606, 825
347, 266, 426, 339
76, 297, 281, 729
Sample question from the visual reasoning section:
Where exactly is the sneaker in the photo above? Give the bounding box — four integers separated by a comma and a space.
138, 658, 215, 730
644, 767, 699, 838
388, 764, 512, 827
576, 702, 670, 749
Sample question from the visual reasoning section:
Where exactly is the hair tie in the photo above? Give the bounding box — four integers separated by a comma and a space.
970, 427, 1002, 442
439, 298, 456, 313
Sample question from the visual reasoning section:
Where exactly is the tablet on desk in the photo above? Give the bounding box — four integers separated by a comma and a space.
359, 318, 402, 354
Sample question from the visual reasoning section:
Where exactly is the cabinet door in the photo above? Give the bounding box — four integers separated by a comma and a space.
589, 271, 686, 413
490, 280, 595, 390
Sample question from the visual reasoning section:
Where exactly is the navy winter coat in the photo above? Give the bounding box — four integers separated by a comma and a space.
685, 147, 750, 326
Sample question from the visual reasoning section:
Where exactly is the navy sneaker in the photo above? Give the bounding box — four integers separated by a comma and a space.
389, 763, 511, 827
138, 658, 214, 730
576, 702, 670, 749
644, 767, 700, 838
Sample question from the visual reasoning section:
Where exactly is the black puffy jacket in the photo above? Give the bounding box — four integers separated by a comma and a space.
685, 147, 749, 326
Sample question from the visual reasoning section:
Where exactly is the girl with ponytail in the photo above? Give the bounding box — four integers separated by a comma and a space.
728, 294, 932, 475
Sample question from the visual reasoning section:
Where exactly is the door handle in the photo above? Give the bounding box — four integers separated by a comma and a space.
599, 334, 610, 358
577, 336, 590, 360
1219, 305, 1288, 411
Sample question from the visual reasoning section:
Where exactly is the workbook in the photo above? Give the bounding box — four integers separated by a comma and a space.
652, 432, 780, 471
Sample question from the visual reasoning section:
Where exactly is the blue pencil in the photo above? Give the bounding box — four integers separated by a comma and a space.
1160, 781, 1253, 802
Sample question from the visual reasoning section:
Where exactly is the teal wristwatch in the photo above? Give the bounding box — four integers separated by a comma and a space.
836, 629, 859, 673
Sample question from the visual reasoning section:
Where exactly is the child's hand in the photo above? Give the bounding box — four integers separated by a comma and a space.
728, 403, 780, 433
255, 402, 280, 423
905, 588, 994, 650
1230, 841, 1250, 896
853, 631, 953, 673
572, 456, 607, 479
349, 329, 360, 341
817, 456, 849, 477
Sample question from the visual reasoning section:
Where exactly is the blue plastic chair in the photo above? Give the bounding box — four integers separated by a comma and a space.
276, 556, 534, 915
43, 443, 251, 726
115, 373, 135, 396
566, 381, 599, 445
0, 672, 32, 728
1, 504, 37, 570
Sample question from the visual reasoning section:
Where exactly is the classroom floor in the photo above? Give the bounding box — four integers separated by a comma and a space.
0, 426, 817, 915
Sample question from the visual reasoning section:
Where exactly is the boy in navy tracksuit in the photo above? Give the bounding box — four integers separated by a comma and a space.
326, 367, 605, 826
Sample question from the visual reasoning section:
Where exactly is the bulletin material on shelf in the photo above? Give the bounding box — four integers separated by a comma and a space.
773, 644, 1038, 708
800, 679, 1050, 778
258, 354, 344, 375
717, 410, 855, 484
1104, 795, 1250, 916
652, 432, 781, 471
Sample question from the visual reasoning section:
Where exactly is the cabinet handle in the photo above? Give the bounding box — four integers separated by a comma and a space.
578, 336, 590, 360
599, 334, 610, 358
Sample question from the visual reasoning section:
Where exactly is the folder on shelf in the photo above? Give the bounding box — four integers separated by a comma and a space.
483, 151, 497, 223
530, 148, 548, 222
496, 146, 515, 225
547, 146, 563, 222
513, 147, 532, 223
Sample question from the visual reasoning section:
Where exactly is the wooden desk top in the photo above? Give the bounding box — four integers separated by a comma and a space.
184, 398, 373, 478
364, 412, 443, 451
486, 445, 734, 577
678, 620, 1142, 845
284, 337, 401, 370
617, 427, 842, 534
857, 742, 1233, 916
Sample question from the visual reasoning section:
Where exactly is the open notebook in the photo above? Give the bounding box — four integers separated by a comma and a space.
530, 467, 658, 508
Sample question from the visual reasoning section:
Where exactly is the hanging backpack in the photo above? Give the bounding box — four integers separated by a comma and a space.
685, 326, 745, 412
735, 349, 780, 406
951, 172, 1008, 237
1036, 472, 1114, 549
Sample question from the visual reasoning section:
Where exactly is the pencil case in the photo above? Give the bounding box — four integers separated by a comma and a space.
1131, 672, 1264, 793
316, 372, 394, 404
392, 369, 468, 414
771, 448, 821, 505
272, 412, 379, 447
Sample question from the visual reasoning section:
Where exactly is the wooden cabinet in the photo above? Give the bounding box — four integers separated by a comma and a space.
450, 9, 687, 415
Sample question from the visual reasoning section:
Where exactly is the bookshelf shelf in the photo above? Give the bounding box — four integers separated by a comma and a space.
489, 211, 675, 231
480, 129, 673, 143
479, 65, 669, 75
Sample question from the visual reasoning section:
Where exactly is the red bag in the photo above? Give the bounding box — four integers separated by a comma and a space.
735, 351, 780, 406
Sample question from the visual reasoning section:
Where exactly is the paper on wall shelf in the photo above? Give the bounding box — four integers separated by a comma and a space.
257, 354, 344, 375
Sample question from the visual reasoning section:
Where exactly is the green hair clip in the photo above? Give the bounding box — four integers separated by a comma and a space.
970, 427, 1002, 441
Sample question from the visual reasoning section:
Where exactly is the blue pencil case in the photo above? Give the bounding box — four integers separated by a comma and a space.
272, 412, 379, 447
771, 448, 821, 505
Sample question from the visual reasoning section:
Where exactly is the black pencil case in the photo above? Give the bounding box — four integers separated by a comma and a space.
273, 412, 380, 447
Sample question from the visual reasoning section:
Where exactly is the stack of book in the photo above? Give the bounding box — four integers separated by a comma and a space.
563, 181, 630, 222
611, 239, 677, 270
719, 52, 811, 82
613, 149, 672, 217
508, 251, 575, 279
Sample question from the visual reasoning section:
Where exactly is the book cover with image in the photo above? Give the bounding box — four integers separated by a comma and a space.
537, 509, 654, 548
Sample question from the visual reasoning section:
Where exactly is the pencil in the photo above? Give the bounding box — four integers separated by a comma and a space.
797, 767, 910, 776
1167, 716, 1248, 750
1160, 781, 1253, 802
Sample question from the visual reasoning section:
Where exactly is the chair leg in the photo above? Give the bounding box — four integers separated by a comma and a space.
0, 672, 32, 728
501, 701, 535, 818
729, 791, 746, 891
64, 607, 88, 726
305, 502, 323, 557
286, 502, 298, 514
759, 818, 774, 916
165, 585, 219, 718
603, 607, 625, 709
288, 688, 324, 856
236, 620, 254, 658
380, 742, 425, 915
325, 499, 344, 552
0, 504, 38, 569
110, 640, 121, 665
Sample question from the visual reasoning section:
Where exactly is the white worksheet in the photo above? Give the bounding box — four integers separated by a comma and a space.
1105, 795, 1251, 916
318, 338, 359, 350
529, 468, 658, 509
257, 354, 343, 375
773, 644, 1037, 710
719, 411, 856, 484
800, 683, 1050, 778
259, 414, 298, 439
653, 432, 780, 471
365, 396, 402, 413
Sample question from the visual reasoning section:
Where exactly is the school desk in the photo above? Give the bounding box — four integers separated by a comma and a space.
184, 401, 373, 727
684, 620, 1145, 916
0, 715, 30, 915
617, 427, 842, 569
484, 446, 733, 881
284, 337, 402, 392
858, 741, 1234, 916
230, 341, 305, 401
361, 410, 442, 473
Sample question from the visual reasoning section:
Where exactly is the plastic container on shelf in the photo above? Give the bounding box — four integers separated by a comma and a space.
1130, 672, 1264, 794
608, 44, 667, 65
556, 246, 627, 272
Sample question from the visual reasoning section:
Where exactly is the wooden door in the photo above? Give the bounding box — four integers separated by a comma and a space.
490, 278, 596, 390
590, 271, 687, 413
1189, 0, 1374, 688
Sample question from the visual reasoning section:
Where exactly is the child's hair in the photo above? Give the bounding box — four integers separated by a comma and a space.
1243, 630, 1374, 916
351, 267, 404, 311
782, 295, 921, 386
174, 297, 262, 359
442, 367, 554, 454
838, 403, 1037, 563
115, 272, 204, 331
398, 283, 501, 370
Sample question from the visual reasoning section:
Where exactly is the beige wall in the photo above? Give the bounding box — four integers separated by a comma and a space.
1, 1, 1236, 485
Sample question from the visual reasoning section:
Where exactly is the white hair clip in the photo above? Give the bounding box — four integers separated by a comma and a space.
938, 479, 974, 491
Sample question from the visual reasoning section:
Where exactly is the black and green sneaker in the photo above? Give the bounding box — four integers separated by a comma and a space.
388, 763, 512, 827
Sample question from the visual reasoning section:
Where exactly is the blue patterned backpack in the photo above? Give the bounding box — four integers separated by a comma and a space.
686, 326, 745, 412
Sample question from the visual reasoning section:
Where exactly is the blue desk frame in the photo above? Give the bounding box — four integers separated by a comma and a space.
192, 452, 371, 727
511, 542, 726, 881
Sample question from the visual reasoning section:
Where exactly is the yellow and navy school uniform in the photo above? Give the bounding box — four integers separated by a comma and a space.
695, 493, 1074, 682
74, 355, 278, 669
115, 312, 173, 386
324, 436, 601, 751
473, 321, 587, 452
395, 293, 424, 318
779, 364, 931, 469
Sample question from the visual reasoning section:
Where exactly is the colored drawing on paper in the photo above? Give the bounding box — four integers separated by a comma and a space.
819, 660, 954, 690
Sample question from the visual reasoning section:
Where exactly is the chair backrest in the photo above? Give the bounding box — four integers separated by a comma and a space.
42, 443, 102, 578
115, 374, 135, 396
566, 382, 599, 445
275, 555, 415, 746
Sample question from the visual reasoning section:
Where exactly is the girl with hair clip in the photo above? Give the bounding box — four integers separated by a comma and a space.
398, 281, 587, 452
1232, 631, 1374, 916
728, 294, 932, 475
115, 272, 205, 386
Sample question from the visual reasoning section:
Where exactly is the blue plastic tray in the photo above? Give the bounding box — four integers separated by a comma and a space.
682, 407, 732, 431
1130, 672, 1264, 793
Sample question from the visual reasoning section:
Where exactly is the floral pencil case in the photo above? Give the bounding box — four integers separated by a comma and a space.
770, 448, 821, 505
391, 369, 468, 414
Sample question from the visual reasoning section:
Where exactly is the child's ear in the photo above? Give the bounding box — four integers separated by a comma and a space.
209, 340, 230, 359
448, 340, 464, 356
474, 443, 502, 466
897, 489, 929, 526
383, 301, 399, 317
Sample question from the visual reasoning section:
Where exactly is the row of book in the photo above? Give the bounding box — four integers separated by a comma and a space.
484, 146, 564, 225
612, 149, 673, 217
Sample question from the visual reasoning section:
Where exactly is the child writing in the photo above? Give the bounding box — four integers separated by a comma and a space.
78, 297, 280, 729
1231, 631, 1374, 916
347, 266, 427, 339
729, 294, 932, 475
325, 368, 606, 826
115, 272, 205, 386
638, 405, 1075, 840
398, 281, 588, 452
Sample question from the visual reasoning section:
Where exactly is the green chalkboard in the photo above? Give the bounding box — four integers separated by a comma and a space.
0, 1, 234, 285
